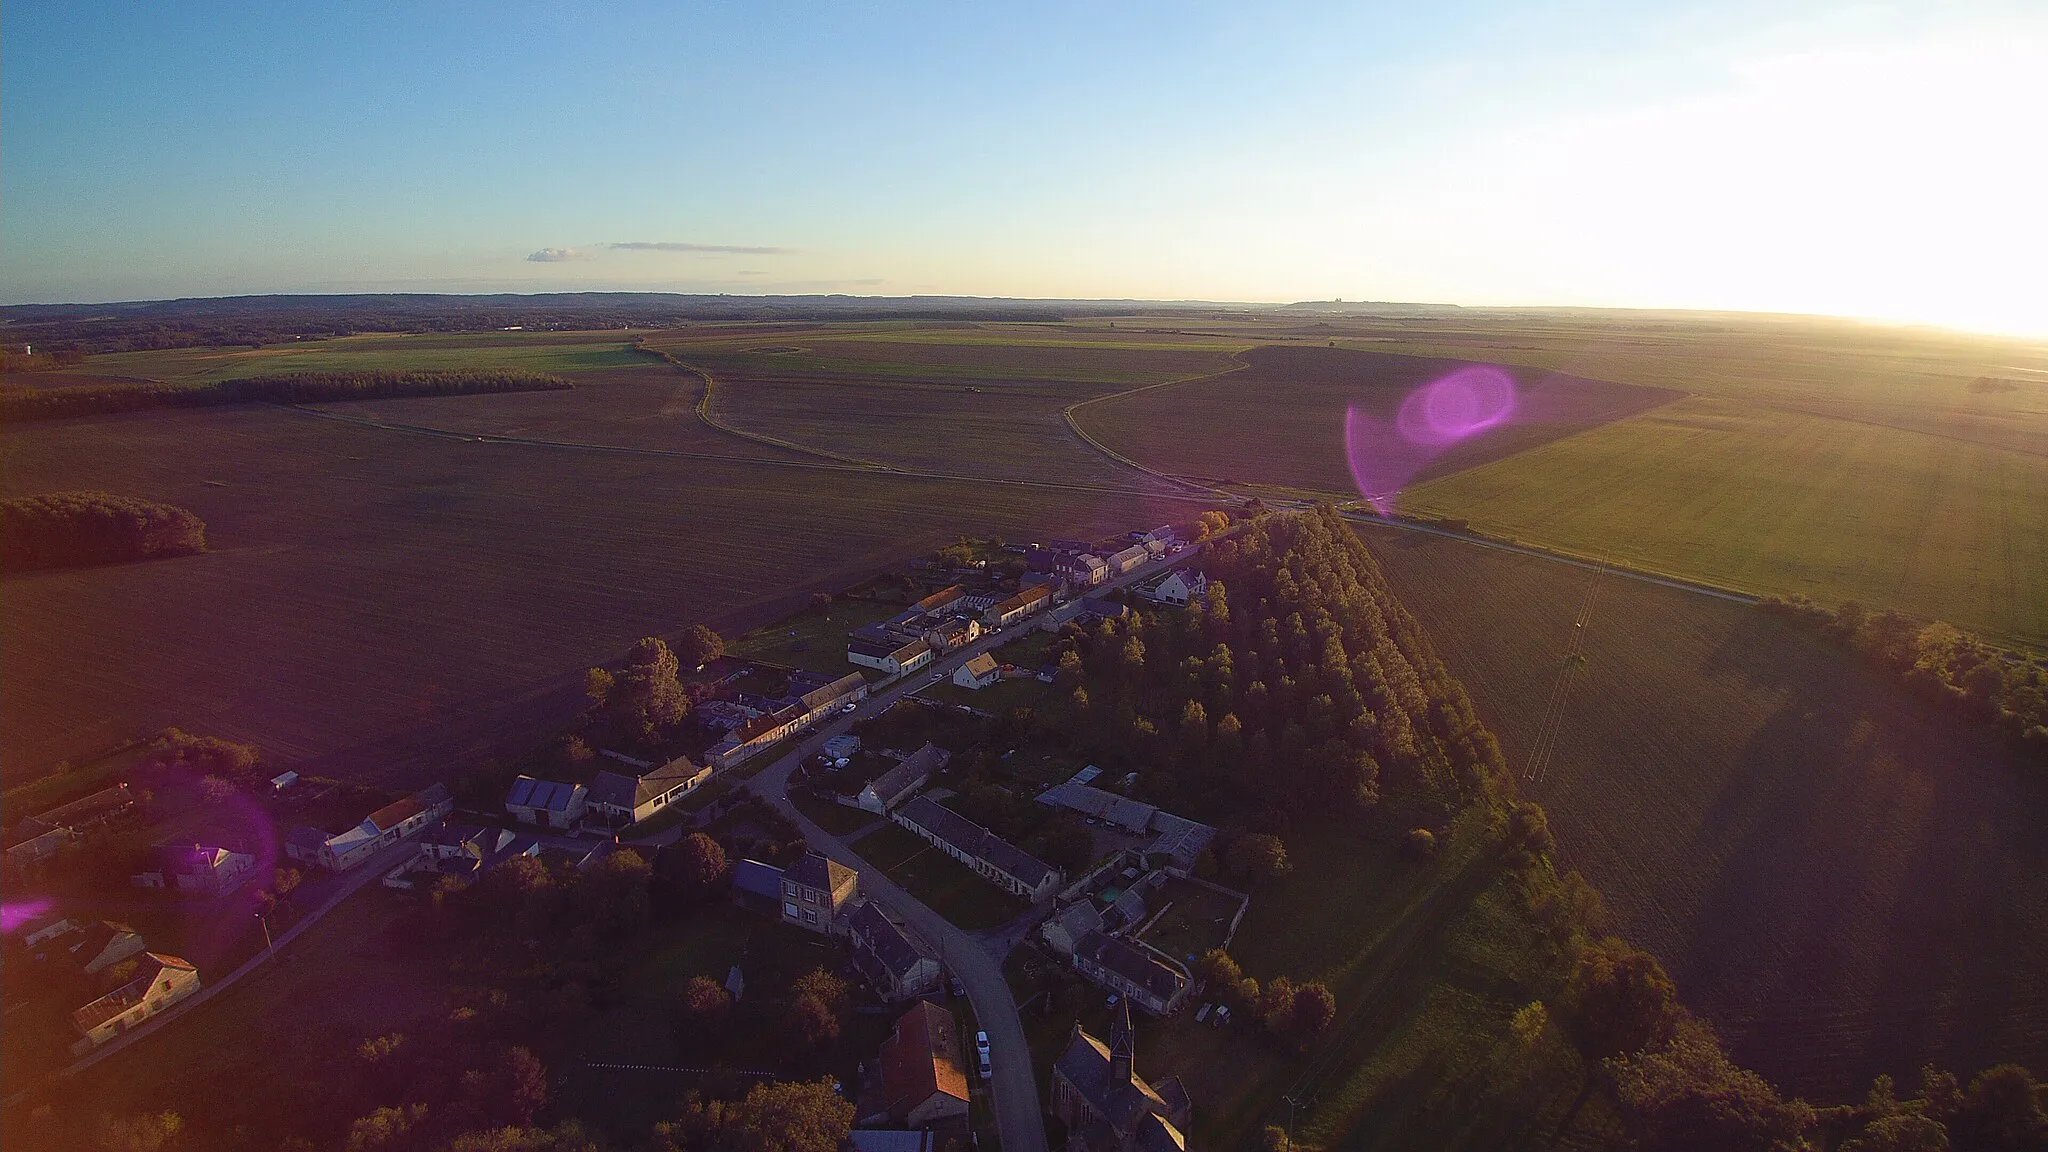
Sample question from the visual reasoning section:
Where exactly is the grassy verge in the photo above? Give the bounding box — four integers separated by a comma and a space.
732, 600, 902, 677
850, 822, 1027, 931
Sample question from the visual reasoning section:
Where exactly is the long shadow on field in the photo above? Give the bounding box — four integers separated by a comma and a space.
1684, 615, 2048, 1098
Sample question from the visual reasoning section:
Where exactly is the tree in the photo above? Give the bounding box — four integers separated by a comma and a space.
784, 993, 841, 1056
679, 976, 733, 1028
659, 1079, 854, 1152
144, 728, 262, 789
616, 637, 689, 739
792, 967, 848, 1015
345, 1104, 430, 1152
583, 667, 615, 713
1286, 982, 1337, 1046
1227, 833, 1292, 884
1504, 801, 1554, 861
1608, 1019, 1814, 1152
497, 1047, 550, 1129
678, 625, 726, 670
1511, 1001, 1552, 1051
1260, 1126, 1291, 1152
1842, 1115, 1950, 1152
583, 847, 653, 936
1403, 827, 1438, 860
93, 1112, 184, 1152
1950, 1064, 2047, 1152
660, 833, 728, 900
1568, 937, 1682, 1059
810, 592, 834, 615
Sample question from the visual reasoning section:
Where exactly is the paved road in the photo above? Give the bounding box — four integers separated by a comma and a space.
737, 542, 1219, 1152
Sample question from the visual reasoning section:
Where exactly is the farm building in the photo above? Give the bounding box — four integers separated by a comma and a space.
782, 850, 860, 935
18, 783, 135, 839
731, 858, 785, 916
1038, 781, 1157, 833
505, 777, 589, 829
1105, 545, 1150, 575
849, 634, 934, 676
1051, 1006, 1191, 1152
847, 900, 941, 1001
858, 1000, 971, 1128
984, 583, 1053, 628
45, 920, 146, 975
70, 952, 201, 1055
130, 844, 258, 897
914, 584, 968, 614
952, 653, 1001, 690
894, 795, 1063, 902
856, 742, 949, 814
587, 755, 711, 827
1071, 931, 1191, 1017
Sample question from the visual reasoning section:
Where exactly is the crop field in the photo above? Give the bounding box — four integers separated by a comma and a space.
1361, 522, 2048, 1100
646, 330, 1242, 483
17, 329, 654, 385
0, 396, 1172, 787
1400, 395, 2048, 647
1072, 344, 1680, 496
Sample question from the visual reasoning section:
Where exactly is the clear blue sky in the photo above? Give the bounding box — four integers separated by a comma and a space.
5, 1, 2044, 333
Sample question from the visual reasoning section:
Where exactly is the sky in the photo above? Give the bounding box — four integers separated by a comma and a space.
4, 1, 2045, 335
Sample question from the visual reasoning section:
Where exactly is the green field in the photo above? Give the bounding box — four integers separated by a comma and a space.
29, 330, 651, 384
1363, 523, 2048, 1099
1400, 396, 2048, 646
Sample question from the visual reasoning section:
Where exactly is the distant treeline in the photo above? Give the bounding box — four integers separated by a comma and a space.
1763, 595, 2048, 764
1, 491, 207, 571
0, 369, 572, 423
0, 292, 1156, 354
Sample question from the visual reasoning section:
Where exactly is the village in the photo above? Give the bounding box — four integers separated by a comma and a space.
1, 515, 1246, 1152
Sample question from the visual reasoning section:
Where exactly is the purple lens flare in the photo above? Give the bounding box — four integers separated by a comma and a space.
1347, 365, 1520, 515
3, 897, 58, 934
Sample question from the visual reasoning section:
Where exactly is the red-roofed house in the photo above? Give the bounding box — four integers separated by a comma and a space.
871, 1000, 971, 1128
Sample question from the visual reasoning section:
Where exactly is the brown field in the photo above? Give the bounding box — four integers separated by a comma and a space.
0, 390, 1193, 787
646, 332, 1242, 482
1361, 522, 2048, 1100
1071, 344, 1680, 495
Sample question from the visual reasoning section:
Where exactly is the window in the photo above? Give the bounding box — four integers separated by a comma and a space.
785, 902, 801, 917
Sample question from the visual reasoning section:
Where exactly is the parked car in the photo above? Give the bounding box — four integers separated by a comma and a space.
976, 1031, 992, 1079
950, 976, 967, 998
1105, 993, 1120, 1008
842, 702, 858, 713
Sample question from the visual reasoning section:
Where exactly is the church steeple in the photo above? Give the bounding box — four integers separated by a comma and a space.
1109, 999, 1135, 1085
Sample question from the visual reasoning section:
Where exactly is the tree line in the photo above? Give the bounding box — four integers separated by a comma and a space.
1, 491, 206, 570
1762, 595, 2048, 766
1, 369, 572, 422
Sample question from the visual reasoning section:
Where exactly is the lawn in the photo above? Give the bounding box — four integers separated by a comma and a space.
850, 821, 1026, 931
732, 598, 901, 677
1397, 395, 2048, 648
1133, 875, 1247, 967
1365, 522, 2048, 1100
791, 788, 882, 837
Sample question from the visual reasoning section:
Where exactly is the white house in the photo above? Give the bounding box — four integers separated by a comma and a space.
953, 652, 1001, 689
1141, 569, 1207, 607
70, 953, 201, 1055
849, 635, 933, 676
1105, 545, 1150, 575
983, 584, 1053, 628
287, 784, 455, 871
587, 756, 711, 827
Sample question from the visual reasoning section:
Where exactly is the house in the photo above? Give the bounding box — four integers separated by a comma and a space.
894, 795, 1063, 902
1051, 1005, 1191, 1152
1142, 525, 1178, 548
5, 827, 70, 876
1140, 570, 1207, 607
406, 824, 537, 881
733, 858, 785, 915
587, 756, 712, 827
1105, 545, 1150, 575
983, 583, 1053, 628
847, 900, 942, 1001
287, 783, 458, 871
709, 672, 869, 769
1081, 595, 1129, 621
1040, 900, 1106, 957
70, 953, 202, 1055
23, 915, 81, 949
857, 743, 948, 814
505, 777, 588, 829
922, 616, 982, 653
1072, 932, 1190, 1016
849, 635, 934, 677
823, 735, 863, 761
54, 921, 147, 975
914, 585, 968, 614
782, 850, 859, 934
131, 844, 258, 897
952, 653, 1001, 690
1059, 553, 1109, 586
864, 1000, 971, 1128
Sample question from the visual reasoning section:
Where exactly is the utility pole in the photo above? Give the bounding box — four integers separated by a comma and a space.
256, 910, 275, 956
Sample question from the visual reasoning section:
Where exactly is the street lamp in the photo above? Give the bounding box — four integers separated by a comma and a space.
255, 910, 275, 956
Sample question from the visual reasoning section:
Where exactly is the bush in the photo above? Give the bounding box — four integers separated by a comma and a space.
2, 491, 205, 570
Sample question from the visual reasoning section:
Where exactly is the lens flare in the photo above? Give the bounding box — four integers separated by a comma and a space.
1347, 365, 1520, 514
3, 897, 58, 934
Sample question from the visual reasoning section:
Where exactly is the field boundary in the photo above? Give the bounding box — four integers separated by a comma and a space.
629, 342, 887, 469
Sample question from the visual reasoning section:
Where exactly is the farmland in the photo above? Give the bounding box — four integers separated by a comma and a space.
1361, 521, 2048, 1100
0, 390, 1174, 787
1071, 344, 1681, 496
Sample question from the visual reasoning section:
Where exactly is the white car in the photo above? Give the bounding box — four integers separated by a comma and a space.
842, 702, 858, 713
975, 1030, 992, 1079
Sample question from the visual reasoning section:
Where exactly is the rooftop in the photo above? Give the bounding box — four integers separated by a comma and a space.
897, 795, 1057, 889
505, 776, 583, 812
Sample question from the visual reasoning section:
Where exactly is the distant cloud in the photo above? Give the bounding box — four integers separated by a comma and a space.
526, 247, 587, 263
610, 241, 788, 255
